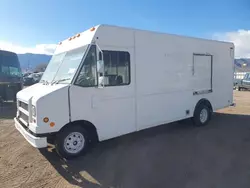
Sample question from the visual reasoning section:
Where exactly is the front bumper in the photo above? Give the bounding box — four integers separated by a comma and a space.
14, 118, 47, 148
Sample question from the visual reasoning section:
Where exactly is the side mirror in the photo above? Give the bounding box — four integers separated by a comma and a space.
97, 60, 104, 88
97, 60, 104, 73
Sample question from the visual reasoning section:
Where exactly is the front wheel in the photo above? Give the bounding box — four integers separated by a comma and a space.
192, 104, 211, 126
55, 126, 89, 159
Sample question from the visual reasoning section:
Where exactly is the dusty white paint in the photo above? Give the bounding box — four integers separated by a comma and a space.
15, 25, 234, 148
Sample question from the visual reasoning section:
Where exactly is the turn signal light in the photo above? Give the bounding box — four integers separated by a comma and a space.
50, 122, 55, 127
90, 27, 95, 32
43, 117, 49, 123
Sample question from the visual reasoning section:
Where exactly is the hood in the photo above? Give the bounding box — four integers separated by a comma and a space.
17, 83, 69, 103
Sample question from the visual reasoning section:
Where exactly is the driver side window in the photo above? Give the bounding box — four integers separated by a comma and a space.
98, 50, 130, 86
75, 45, 97, 87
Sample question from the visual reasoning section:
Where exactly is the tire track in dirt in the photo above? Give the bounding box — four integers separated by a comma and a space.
0, 167, 31, 187
1, 91, 250, 188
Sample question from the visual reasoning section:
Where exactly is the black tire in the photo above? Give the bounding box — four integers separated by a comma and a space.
55, 125, 89, 159
192, 104, 211, 126
238, 87, 242, 91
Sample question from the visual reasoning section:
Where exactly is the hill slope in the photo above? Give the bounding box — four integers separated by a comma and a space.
235, 58, 250, 72
17, 53, 52, 71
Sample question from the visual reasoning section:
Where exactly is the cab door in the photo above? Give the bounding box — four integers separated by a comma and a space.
69, 45, 136, 141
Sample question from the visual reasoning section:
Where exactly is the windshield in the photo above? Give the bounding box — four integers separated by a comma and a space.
41, 45, 89, 84
0, 52, 22, 77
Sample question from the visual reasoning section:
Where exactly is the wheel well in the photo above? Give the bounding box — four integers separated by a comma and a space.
194, 99, 213, 113
63, 120, 99, 144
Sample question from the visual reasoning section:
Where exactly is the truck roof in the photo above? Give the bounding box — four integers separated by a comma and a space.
0, 50, 20, 67
0, 50, 18, 56
97, 24, 234, 45
55, 24, 234, 54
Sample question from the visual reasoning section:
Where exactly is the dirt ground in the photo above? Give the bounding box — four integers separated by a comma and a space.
1, 91, 250, 188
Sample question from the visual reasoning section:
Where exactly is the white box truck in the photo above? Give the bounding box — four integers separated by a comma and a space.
14, 25, 235, 158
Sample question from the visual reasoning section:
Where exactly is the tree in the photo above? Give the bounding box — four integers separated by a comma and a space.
34, 63, 48, 73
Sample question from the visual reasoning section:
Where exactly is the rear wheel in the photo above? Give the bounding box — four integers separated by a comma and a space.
238, 87, 242, 91
192, 104, 211, 126
55, 125, 89, 159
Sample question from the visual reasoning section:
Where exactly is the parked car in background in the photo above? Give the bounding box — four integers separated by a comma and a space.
23, 74, 34, 86
236, 72, 250, 91
23, 72, 43, 86
23, 72, 32, 77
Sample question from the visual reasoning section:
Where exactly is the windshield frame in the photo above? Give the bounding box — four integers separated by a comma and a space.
40, 44, 90, 85
61, 44, 92, 85
73, 44, 98, 87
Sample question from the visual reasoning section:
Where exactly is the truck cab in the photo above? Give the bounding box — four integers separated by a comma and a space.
15, 25, 133, 159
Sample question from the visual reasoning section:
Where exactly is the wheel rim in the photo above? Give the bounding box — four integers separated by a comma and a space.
64, 132, 85, 154
200, 108, 208, 123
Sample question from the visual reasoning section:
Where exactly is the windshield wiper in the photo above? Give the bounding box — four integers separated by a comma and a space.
40, 79, 49, 85
51, 78, 70, 85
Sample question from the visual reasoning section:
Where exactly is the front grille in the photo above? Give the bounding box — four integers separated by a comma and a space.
19, 111, 28, 123
20, 101, 28, 111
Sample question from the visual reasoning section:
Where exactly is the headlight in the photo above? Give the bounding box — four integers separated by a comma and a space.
32, 105, 36, 116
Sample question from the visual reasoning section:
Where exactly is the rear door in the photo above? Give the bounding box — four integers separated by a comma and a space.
193, 53, 213, 94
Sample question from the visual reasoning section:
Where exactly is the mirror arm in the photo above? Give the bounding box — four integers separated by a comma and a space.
95, 42, 105, 88
95, 42, 104, 62
95, 42, 103, 55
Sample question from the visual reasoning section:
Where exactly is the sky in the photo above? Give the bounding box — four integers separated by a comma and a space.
0, 0, 249, 57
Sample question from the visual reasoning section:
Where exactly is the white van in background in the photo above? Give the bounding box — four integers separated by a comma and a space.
14, 25, 234, 159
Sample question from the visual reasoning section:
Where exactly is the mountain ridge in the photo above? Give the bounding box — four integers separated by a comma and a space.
18, 53, 52, 71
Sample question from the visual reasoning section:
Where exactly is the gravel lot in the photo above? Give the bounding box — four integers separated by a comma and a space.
1, 91, 250, 188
